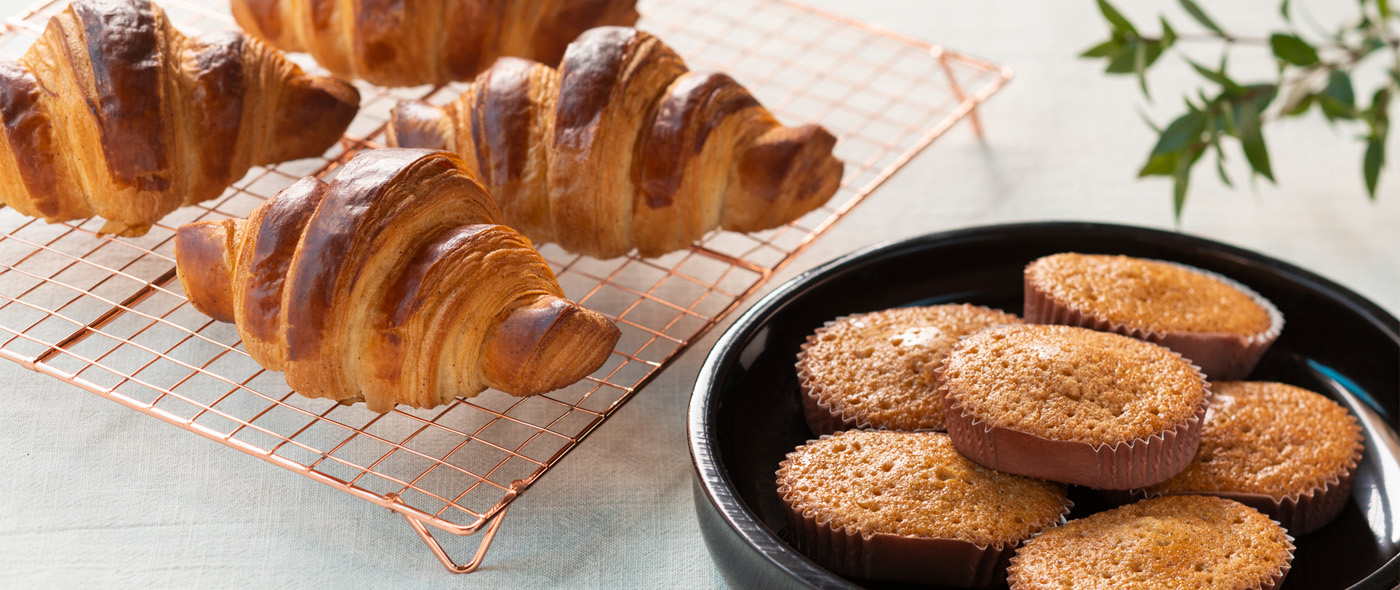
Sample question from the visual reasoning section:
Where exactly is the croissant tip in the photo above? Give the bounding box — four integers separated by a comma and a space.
317, 75, 362, 107
386, 100, 449, 150
173, 219, 239, 324
482, 297, 620, 396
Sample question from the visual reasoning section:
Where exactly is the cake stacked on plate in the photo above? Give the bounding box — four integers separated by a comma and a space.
778, 253, 1364, 588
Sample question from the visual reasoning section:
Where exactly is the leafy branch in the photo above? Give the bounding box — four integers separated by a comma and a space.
1083, 0, 1398, 216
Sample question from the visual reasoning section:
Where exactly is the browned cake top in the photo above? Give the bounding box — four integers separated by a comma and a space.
777, 431, 1069, 546
798, 304, 1021, 430
940, 324, 1206, 444
1149, 381, 1364, 499
1009, 495, 1292, 590
1026, 253, 1274, 334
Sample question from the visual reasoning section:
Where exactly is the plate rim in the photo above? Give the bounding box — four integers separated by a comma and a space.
688, 220, 1400, 590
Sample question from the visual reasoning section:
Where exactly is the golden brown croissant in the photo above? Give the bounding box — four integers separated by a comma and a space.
173, 148, 620, 412
0, 0, 360, 237
386, 27, 844, 258
231, 0, 640, 87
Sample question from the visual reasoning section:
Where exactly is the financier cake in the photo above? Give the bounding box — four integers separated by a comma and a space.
938, 324, 1209, 489
1023, 253, 1283, 380
1007, 495, 1294, 590
1142, 381, 1364, 535
776, 430, 1071, 587
795, 304, 1021, 434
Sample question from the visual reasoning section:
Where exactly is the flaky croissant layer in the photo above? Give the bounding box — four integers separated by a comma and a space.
387, 27, 844, 258
0, 0, 360, 236
174, 149, 620, 412
232, 0, 640, 87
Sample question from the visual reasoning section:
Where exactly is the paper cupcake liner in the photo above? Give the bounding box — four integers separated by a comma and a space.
937, 347, 1212, 490
1023, 260, 1284, 381
776, 433, 1073, 587
1134, 413, 1364, 535
782, 501, 1011, 586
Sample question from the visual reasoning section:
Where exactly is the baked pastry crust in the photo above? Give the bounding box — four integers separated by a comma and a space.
231, 0, 640, 86
387, 27, 843, 258
174, 148, 620, 412
0, 0, 359, 236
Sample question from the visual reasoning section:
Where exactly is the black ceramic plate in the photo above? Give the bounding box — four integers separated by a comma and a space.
688, 222, 1399, 590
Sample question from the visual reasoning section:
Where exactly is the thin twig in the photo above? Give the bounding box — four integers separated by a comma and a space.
1174, 32, 1270, 45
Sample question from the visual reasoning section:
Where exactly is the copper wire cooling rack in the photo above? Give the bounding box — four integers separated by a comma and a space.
0, 0, 1011, 574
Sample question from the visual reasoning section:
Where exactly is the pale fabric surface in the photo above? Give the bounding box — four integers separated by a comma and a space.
1, 1, 1396, 588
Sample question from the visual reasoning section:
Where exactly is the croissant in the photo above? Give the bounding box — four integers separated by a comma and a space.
0, 0, 360, 237
173, 148, 620, 412
386, 27, 844, 258
231, 0, 640, 87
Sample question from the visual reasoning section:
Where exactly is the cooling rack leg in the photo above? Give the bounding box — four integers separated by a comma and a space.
386, 495, 512, 574
935, 49, 984, 138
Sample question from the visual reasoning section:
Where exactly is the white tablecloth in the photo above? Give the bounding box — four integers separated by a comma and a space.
2, 1, 1395, 588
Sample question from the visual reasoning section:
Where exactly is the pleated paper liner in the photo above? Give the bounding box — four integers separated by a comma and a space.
1022, 258, 1284, 381
783, 505, 1018, 587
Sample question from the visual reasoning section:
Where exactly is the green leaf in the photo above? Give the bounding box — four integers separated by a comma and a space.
1364, 90, 1392, 196
1187, 58, 1244, 94
1380, 0, 1392, 21
1364, 139, 1384, 198
1132, 39, 1173, 98
1278, 71, 1320, 117
1081, 39, 1123, 58
1139, 108, 1164, 133
1160, 17, 1178, 47
1220, 99, 1239, 135
1105, 42, 1139, 73
1140, 152, 1178, 177
1284, 93, 1315, 116
1214, 141, 1234, 187
1097, 0, 1138, 35
1269, 33, 1319, 66
1280, 0, 1293, 21
1172, 147, 1196, 218
1326, 71, 1354, 105
1179, 0, 1226, 36
1226, 85, 1278, 131
1374, 87, 1393, 127
1319, 70, 1357, 120
1237, 101, 1275, 181
1135, 42, 1150, 97
1244, 84, 1279, 112
1152, 110, 1208, 156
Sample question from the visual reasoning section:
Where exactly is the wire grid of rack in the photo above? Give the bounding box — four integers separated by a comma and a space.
0, 0, 1011, 573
